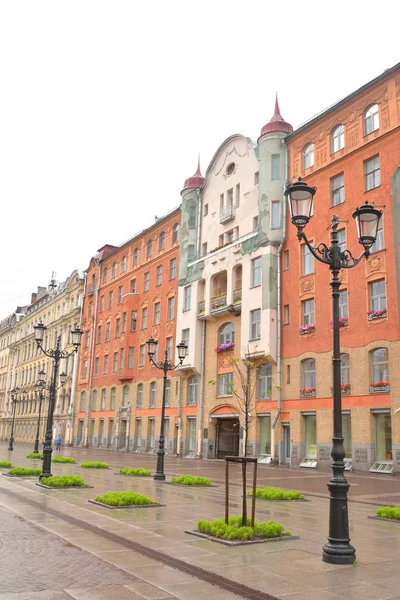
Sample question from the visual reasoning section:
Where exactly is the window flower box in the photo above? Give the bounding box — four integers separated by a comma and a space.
211, 294, 227, 312
198, 301, 205, 316
299, 324, 315, 335
368, 309, 387, 321
369, 382, 390, 393
233, 288, 242, 304
330, 384, 351, 395
215, 342, 235, 353
300, 388, 316, 398
330, 317, 348, 328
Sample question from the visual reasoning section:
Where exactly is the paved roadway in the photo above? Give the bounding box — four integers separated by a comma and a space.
0, 442, 400, 599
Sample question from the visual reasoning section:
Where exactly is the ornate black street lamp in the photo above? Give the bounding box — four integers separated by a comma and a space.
285, 178, 382, 565
147, 338, 188, 480
33, 322, 82, 479
33, 369, 67, 454
7, 387, 26, 451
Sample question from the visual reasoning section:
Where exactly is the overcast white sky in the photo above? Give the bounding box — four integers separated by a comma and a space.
0, 1, 399, 318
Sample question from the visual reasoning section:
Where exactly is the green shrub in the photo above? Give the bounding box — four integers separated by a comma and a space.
171, 475, 211, 485
197, 515, 290, 541
41, 475, 85, 487
377, 506, 400, 520
120, 468, 152, 476
249, 487, 304, 501
8, 467, 41, 476
80, 461, 109, 469
0, 461, 12, 468
26, 453, 43, 459
95, 491, 155, 506
51, 456, 76, 464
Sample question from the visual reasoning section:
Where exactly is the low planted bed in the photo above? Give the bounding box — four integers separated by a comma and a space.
170, 475, 212, 486
369, 506, 400, 523
81, 461, 109, 469
52, 456, 76, 464
119, 468, 152, 477
89, 491, 164, 509
0, 461, 12, 469
37, 475, 92, 489
248, 487, 306, 501
26, 453, 43, 459
186, 516, 298, 546
5, 467, 41, 477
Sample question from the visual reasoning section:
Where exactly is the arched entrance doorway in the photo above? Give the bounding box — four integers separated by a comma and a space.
211, 406, 240, 459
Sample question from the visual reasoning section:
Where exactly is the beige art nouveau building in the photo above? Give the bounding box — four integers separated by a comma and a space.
1, 271, 84, 445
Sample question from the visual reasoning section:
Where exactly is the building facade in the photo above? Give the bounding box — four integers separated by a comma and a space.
175, 100, 292, 459
74, 208, 181, 453
280, 63, 400, 472
1, 272, 84, 446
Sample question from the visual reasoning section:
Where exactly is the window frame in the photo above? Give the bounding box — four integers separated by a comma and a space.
250, 308, 261, 341
331, 124, 344, 154
303, 143, 314, 170
364, 104, 379, 136
257, 364, 272, 399
364, 155, 381, 192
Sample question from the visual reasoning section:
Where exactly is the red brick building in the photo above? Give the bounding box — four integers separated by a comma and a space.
74, 207, 181, 452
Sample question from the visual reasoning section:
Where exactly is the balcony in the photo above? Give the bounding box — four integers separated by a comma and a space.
198, 301, 205, 317
87, 286, 95, 296
369, 383, 390, 393
211, 293, 227, 313
219, 204, 235, 224
233, 288, 242, 305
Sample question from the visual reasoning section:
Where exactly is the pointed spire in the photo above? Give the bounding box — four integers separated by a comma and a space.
181, 155, 205, 194
274, 93, 280, 117
258, 95, 293, 141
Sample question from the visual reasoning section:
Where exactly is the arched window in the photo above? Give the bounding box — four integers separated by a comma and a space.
301, 358, 316, 390
101, 388, 106, 410
219, 323, 235, 346
340, 353, 350, 386
172, 223, 179, 243
122, 385, 130, 406
303, 143, 314, 169
364, 104, 379, 136
112, 262, 117, 278
147, 239, 153, 258
331, 125, 344, 153
110, 387, 116, 409
121, 256, 127, 273
165, 379, 171, 407
257, 364, 272, 399
159, 231, 165, 251
187, 376, 198, 405
137, 383, 143, 407
370, 348, 389, 384
80, 391, 86, 411
91, 390, 97, 411
150, 381, 157, 407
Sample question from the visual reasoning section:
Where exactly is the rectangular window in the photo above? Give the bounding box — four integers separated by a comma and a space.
182, 328, 190, 348
133, 249, 138, 267
89, 303, 93, 317
120, 348, 125, 369
85, 330, 90, 348
156, 266, 162, 286
364, 156, 380, 191
139, 344, 145, 367
202, 242, 208, 256
271, 201, 280, 229
118, 286, 123, 304
122, 312, 127, 333
250, 309, 261, 340
302, 244, 314, 275
142, 307, 148, 329
108, 291, 113, 309
128, 347, 134, 369
100, 296, 104, 312
116, 318, 121, 338
271, 154, 280, 180
370, 218, 384, 253
302, 298, 315, 325
188, 205, 196, 228
286, 364, 291, 384
369, 280, 386, 312
94, 357, 99, 377
166, 337, 173, 361
183, 286, 191, 311
227, 229, 234, 243
284, 305, 289, 325
103, 355, 108, 375
154, 302, 161, 325
168, 297, 175, 320
121, 256, 126, 273
236, 184, 240, 207
130, 310, 137, 332
331, 173, 345, 206
101, 389, 106, 410
284, 250, 289, 269
103, 269, 108, 284
169, 258, 176, 280
219, 234, 224, 246
252, 257, 262, 287
217, 373, 233, 397
97, 325, 102, 344
254, 171, 259, 185
337, 229, 346, 253
253, 216, 258, 231
188, 245, 196, 260
131, 279, 136, 293
220, 193, 224, 210
227, 189, 233, 207
144, 272, 150, 292
339, 290, 348, 319
113, 353, 118, 373
105, 322, 111, 342
204, 203, 208, 216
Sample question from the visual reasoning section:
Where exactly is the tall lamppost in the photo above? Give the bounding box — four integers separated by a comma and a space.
7, 387, 26, 451
33, 322, 82, 479
146, 338, 188, 480
285, 178, 382, 565
33, 369, 67, 455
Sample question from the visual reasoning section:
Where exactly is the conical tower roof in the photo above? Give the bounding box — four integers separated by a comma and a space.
181, 157, 205, 194
258, 95, 293, 140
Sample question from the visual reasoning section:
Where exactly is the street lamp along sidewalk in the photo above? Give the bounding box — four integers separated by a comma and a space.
33, 322, 83, 480
8, 387, 28, 452
33, 368, 67, 455
146, 337, 188, 481
285, 177, 382, 565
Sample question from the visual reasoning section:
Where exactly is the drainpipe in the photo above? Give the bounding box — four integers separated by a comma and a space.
271, 141, 288, 462
196, 188, 202, 259
177, 375, 182, 455
84, 262, 101, 446
69, 282, 85, 446
197, 319, 206, 458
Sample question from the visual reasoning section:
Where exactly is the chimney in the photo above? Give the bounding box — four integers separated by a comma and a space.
31, 292, 37, 304
37, 286, 47, 300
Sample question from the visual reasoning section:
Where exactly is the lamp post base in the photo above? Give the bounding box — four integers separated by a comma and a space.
322, 476, 356, 565
322, 544, 356, 565
33, 442, 39, 454
153, 473, 166, 481
7, 445, 13, 452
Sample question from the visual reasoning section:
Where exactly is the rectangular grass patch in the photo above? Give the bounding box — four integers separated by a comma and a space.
184, 530, 299, 546
88, 499, 165, 509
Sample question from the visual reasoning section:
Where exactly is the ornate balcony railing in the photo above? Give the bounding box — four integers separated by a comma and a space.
219, 204, 235, 223
233, 288, 242, 305
198, 301, 205, 316
211, 293, 227, 312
